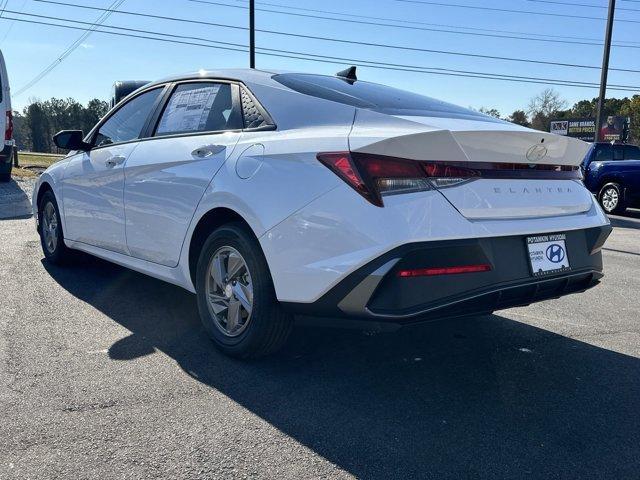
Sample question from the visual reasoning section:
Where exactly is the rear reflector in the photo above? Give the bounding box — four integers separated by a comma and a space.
397, 263, 492, 277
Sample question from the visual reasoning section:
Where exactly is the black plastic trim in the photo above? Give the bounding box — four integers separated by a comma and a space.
239, 85, 276, 130
281, 226, 610, 324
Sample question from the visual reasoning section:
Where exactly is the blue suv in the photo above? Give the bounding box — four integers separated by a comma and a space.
582, 142, 640, 214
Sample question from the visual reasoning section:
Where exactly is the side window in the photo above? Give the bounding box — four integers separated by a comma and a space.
623, 145, 640, 160
155, 83, 241, 136
94, 88, 163, 147
613, 145, 624, 161
593, 144, 612, 162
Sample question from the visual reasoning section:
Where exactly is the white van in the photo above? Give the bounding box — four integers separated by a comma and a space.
0, 49, 13, 182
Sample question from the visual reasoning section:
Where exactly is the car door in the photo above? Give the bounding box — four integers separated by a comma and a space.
623, 145, 640, 201
583, 144, 611, 191
123, 81, 243, 267
62, 87, 165, 254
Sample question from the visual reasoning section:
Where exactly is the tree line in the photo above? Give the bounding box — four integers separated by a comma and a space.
12, 90, 640, 153
478, 89, 640, 144
13, 98, 109, 153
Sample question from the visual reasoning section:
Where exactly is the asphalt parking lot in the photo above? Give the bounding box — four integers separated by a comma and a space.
1, 207, 639, 479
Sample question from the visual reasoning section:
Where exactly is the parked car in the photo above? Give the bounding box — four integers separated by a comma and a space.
582, 142, 640, 214
33, 68, 611, 358
0, 49, 13, 182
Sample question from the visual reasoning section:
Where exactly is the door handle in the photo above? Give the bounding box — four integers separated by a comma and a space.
191, 144, 225, 158
105, 155, 126, 167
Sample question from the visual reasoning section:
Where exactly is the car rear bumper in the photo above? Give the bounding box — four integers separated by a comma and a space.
282, 225, 611, 324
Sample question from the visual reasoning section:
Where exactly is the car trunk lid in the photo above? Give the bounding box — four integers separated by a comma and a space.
349, 110, 593, 219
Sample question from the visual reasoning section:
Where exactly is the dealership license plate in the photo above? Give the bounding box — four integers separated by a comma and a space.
526, 234, 570, 277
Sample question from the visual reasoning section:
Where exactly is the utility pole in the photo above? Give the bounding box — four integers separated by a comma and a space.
595, 0, 615, 141
249, 0, 255, 68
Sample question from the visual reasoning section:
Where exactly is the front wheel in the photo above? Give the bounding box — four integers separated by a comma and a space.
195, 223, 293, 358
38, 190, 73, 264
598, 182, 626, 215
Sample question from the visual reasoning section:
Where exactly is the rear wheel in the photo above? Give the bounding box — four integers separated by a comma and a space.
38, 190, 73, 264
598, 182, 626, 215
195, 223, 293, 358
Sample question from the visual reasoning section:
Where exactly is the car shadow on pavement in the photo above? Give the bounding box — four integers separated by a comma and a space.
609, 211, 640, 230
0, 178, 33, 220
43, 256, 640, 479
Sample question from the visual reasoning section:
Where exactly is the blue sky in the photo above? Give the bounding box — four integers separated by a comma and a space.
2, 0, 639, 115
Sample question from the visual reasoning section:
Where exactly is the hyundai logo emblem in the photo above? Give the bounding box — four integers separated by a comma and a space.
545, 244, 565, 263
526, 144, 548, 162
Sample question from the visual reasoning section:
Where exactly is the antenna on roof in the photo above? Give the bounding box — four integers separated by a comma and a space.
336, 66, 357, 84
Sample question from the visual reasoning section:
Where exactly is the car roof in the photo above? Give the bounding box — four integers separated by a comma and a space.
144, 68, 285, 89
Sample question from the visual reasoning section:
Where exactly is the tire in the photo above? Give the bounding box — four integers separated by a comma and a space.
0, 173, 10, 182
598, 182, 626, 215
195, 222, 293, 358
38, 190, 73, 264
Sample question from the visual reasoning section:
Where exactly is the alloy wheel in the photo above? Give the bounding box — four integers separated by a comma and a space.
42, 202, 58, 254
601, 187, 619, 212
205, 246, 254, 337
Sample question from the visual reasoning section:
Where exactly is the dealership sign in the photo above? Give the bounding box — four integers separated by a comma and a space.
550, 116, 629, 142
549, 118, 596, 142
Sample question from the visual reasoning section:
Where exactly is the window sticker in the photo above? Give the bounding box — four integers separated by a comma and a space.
157, 85, 221, 134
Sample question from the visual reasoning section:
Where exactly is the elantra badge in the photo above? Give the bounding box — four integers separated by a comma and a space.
526, 144, 548, 162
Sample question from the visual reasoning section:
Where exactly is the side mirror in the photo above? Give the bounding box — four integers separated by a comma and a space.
53, 130, 91, 151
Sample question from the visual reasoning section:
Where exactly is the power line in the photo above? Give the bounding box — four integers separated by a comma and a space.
185, 0, 640, 48
527, 0, 640, 11
32, 0, 248, 34
33, 0, 640, 48
10, 8, 640, 73
0, 0, 9, 22
254, 29, 640, 73
32, 0, 595, 46
7, 8, 640, 83
14, 0, 125, 96
218, 0, 640, 45
392, 0, 640, 24
3, 14, 640, 92
259, 46, 640, 90
4, 10, 250, 51
0, 0, 28, 46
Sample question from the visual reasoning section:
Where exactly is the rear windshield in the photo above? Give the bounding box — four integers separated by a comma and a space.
273, 73, 500, 122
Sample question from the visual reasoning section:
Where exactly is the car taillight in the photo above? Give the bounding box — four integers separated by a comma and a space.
316, 152, 375, 203
318, 152, 582, 207
317, 151, 476, 207
421, 162, 479, 188
5, 111, 13, 141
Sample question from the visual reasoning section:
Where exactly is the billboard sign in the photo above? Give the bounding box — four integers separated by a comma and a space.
598, 115, 628, 142
550, 120, 569, 136
549, 118, 596, 142
550, 116, 630, 142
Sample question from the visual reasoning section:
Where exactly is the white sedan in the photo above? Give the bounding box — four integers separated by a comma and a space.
33, 67, 611, 358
